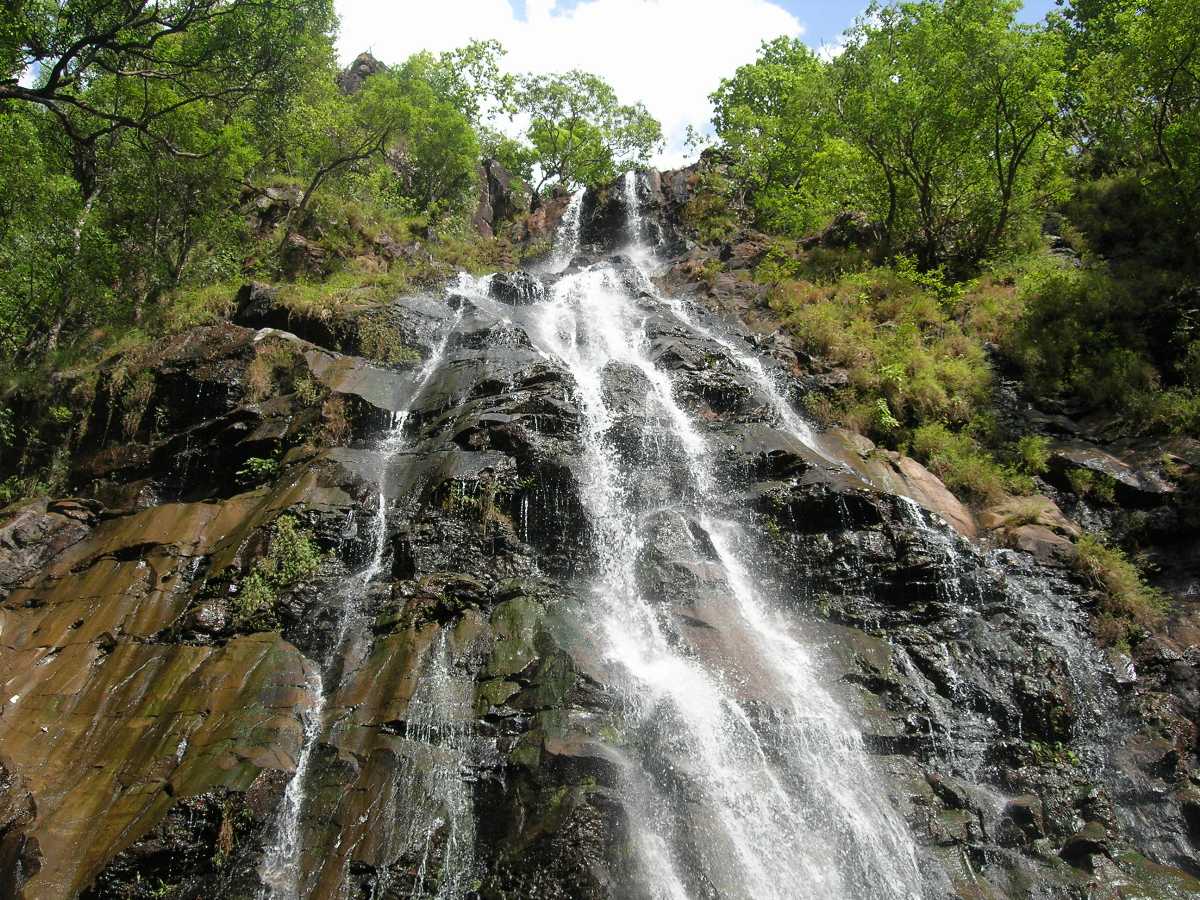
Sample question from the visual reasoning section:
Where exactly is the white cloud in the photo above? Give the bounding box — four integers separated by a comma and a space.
335, 0, 804, 166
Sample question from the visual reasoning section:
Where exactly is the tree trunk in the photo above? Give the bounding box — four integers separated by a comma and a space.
45, 186, 100, 353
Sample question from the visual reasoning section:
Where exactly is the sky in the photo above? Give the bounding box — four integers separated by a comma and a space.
335, 0, 1060, 166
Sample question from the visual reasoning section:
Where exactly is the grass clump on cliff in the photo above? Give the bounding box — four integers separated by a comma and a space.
235, 515, 323, 622
1073, 534, 1165, 649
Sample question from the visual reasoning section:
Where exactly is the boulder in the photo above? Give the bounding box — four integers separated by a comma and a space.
337, 51, 387, 94
978, 495, 1079, 537
1048, 439, 1175, 505
490, 271, 545, 306
473, 158, 524, 237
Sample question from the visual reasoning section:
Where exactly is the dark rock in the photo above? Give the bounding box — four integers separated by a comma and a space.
337, 51, 387, 94
1000, 796, 1046, 846
0, 757, 39, 899
1059, 821, 1113, 869
1048, 439, 1176, 505
473, 158, 524, 237
490, 271, 545, 305
802, 211, 882, 250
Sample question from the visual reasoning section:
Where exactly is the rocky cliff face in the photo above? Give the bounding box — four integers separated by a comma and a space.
0, 172, 1197, 899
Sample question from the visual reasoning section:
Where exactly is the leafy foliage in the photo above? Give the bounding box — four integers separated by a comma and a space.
515, 70, 663, 197
711, 0, 1067, 267
234, 514, 322, 620
1073, 534, 1165, 648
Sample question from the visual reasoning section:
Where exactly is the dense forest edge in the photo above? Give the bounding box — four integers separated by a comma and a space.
1, 0, 1198, 664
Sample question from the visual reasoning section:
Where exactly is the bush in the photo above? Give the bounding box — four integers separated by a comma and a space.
237, 456, 281, 486
246, 342, 310, 402
683, 170, 743, 245
1014, 435, 1051, 475
910, 423, 1011, 502
1066, 468, 1116, 503
1073, 534, 1165, 648
233, 514, 323, 621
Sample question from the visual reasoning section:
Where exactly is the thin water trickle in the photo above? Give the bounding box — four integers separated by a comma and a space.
258, 306, 464, 900
618, 174, 822, 452
364, 630, 478, 900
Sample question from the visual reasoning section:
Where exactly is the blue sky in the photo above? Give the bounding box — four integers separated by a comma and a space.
507, 0, 1060, 36
336, 0, 1064, 166
775, 0, 1060, 43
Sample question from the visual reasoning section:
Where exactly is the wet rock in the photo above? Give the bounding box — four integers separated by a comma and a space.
0, 758, 39, 899
1059, 821, 1113, 869
999, 796, 1046, 846
1048, 440, 1176, 505
490, 271, 545, 305
823, 428, 977, 538
4, 165, 1200, 899
0, 498, 100, 598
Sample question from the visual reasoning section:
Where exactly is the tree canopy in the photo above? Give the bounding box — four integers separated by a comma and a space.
515, 70, 663, 196
711, 0, 1067, 267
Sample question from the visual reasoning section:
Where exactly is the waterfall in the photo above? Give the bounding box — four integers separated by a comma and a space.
367, 630, 478, 900
624, 170, 646, 249
263, 179, 926, 898
549, 188, 586, 272
259, 304, 464, 900
529, 190, 927, 895
620, 174, 821, 451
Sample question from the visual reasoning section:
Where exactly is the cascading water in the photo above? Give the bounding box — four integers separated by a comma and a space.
548, 188, 586, 272
266, 177, 927, 898
259, 305, 464, 900
528, 184, 928, 896
620, 172, 821, 450
368, 630, 478, 900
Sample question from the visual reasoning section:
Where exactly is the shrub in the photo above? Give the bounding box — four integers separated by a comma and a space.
236, 457, 280, 486
357, 315, 422, 365
770, 265, 992, 439
0, 407, 14, 449
321, 396, 352, 446
910, 424, 1009, 502
233, 514, 323, 621
246, 342, 305, 402
1066, 468, 1116, 503
1073, 534, 1165, 648
683, 170, 742, 245
1014, 435, 1051, 475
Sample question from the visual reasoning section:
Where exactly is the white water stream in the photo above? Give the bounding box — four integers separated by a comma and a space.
524, 176, 925, 898
263, 173, 926, 899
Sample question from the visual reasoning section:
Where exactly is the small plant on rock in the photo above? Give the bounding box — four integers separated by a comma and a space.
236, 456, 281, 487
1014, 435, 1051, 475
233, 515, 323, 623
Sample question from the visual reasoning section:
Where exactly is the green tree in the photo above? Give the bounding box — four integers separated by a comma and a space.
710, 38, 857, 236
514, 70, 663, 198
0, 0, 335, 195
1, 0, 336, 353
1066, 0, 1200, 230
833, 0, 1065, 266
280, 50, 481, 241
